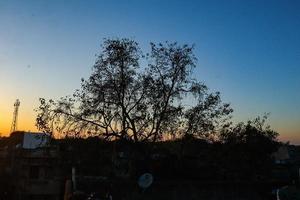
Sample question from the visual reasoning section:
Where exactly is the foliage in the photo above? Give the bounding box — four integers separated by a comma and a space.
36, 38, 232, 142
221, 114, 278, 146
220, 115, 280, 179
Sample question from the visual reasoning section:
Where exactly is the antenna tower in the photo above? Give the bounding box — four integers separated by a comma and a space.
10, 99, 20, 133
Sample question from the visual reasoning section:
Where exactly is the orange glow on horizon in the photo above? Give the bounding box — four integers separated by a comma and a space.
0, 99, 299, 143
0, 102, 38, 136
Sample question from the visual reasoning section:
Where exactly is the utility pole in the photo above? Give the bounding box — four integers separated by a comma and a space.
10, 99, 20, 133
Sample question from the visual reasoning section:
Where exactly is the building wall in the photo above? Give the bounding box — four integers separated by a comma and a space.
11, 148, 62, 200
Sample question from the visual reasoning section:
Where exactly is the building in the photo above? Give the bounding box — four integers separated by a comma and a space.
0, 132, 62, 200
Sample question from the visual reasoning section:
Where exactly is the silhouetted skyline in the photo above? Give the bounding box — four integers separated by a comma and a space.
0, 0, 299, 143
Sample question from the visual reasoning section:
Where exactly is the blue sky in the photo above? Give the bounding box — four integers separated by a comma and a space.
0, 0, 299, 143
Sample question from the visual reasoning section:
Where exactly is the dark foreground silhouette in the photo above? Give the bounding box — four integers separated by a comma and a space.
0, 131, 298, 199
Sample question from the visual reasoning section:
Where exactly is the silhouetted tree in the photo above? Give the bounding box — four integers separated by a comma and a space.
220, 115, 279, 179
36, 38, 232, 142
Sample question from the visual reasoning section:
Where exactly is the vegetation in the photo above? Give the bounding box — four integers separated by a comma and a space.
219, 115, 280, 179
34, 38, 281, 183
36, 38, 232, 142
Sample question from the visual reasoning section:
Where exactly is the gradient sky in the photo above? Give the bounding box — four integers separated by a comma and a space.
0, 0, 299, 143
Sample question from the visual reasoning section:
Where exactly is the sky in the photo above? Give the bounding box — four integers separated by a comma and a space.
0, 0, 299, 143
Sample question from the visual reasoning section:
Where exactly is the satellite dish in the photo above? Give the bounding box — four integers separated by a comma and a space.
138, 173, 153, 189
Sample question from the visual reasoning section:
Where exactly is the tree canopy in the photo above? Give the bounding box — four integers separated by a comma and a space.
36, 38, 233, 142
219, 115, 280, 179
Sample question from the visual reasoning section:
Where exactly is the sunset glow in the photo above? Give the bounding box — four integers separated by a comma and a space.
0, 0, 299, 143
